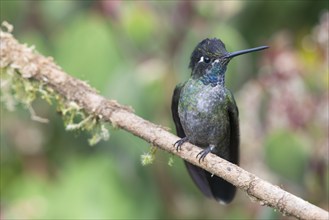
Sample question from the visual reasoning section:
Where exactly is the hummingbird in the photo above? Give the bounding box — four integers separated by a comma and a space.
171, 38, 268, 204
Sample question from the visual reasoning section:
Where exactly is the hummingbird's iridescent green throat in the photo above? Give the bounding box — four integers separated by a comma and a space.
171, 38, 268, 204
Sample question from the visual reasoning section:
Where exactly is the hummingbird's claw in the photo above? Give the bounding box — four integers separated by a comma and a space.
196, 145, 215, 163
196, 150, 209, 162
174, 137, 189, 152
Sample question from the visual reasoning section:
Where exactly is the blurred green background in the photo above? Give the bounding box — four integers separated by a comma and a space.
1, 1, 328, 219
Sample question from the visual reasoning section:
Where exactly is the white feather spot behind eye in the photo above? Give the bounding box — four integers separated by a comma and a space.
198, 56, 204, 63
212, 59, 219, 66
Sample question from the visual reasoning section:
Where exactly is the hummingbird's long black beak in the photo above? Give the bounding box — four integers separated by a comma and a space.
225, 46, 269, 59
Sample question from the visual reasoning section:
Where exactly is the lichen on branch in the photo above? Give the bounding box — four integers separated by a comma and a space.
0, 23, 110, 146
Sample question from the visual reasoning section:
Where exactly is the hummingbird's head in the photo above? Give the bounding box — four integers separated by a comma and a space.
189, 38, 228, 78
189, 38, 268, 79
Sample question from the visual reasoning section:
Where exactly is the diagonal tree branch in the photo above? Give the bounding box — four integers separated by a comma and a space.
1, 23, 328, 220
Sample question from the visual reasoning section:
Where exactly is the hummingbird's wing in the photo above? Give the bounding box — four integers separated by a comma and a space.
171, 84, 186, 138
171, 83, 213, 198
226, 89, 240, 165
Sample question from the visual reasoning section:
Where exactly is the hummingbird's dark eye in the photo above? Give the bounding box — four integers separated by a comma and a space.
204, 56, 211, 63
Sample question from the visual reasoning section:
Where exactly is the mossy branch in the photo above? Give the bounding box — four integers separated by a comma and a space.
1, 22, 328, 220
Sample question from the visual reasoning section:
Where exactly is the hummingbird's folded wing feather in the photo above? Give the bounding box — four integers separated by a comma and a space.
226, 89, 240, 165
171, 84, 186, 138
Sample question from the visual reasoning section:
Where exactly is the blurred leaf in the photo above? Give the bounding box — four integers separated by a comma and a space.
40, 1, 79, 24
121, 3, 157, 48
48, 155, 136, 219
54, 13, 121, 92
0, 1, 27, 26
264, 130, 309, 182
3, 155, 160, 219
3, 173, 50, 219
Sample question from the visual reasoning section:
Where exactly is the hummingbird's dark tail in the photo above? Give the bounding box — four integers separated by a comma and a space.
185, 161, 236, 204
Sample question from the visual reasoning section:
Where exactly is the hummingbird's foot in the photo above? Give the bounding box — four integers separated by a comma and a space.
196, 145, 215, 163
174, 137, 189, 151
